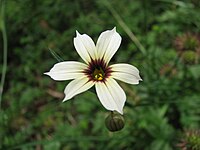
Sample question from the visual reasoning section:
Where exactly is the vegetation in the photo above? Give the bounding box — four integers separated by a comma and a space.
1, 0, 200, 149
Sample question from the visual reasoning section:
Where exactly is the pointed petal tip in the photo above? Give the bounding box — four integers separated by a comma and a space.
75, 30, 81, 36
63, 93, 72, 102
135, 79, 142, 84
138, 75, 143, 81
62, 97, 70, 102
44, 72, 50, 76
112, 27, 116, 31
117, 109, 123, 115
109, 109, 123, 115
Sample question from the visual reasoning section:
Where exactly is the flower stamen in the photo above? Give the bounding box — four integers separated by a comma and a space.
93, 68, 104, 81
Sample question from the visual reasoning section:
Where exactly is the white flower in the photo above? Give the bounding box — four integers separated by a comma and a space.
45, 27, 142, 114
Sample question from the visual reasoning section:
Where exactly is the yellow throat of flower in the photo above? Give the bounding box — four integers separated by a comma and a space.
93, 68, 104, 81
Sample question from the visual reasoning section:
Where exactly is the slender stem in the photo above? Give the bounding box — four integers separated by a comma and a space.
0, 0, 7, 110
104, 0, 146, 55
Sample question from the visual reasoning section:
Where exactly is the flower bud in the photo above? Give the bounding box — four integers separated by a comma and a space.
181, 50, 197, 64
105, 111, 125, 132
177, 130, 200, 150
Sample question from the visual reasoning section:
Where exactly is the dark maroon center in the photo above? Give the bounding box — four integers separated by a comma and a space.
83, 59, 112, 82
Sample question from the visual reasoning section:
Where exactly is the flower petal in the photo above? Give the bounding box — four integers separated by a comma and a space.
111, 72, 141, 84
110, 63, 140, 76
110, 63, 142, 84
96, 27, 121, 64
63, 77, 95, 101
74, 31, 97, 64
95, 78, 126, 114
44, 61, 87, 81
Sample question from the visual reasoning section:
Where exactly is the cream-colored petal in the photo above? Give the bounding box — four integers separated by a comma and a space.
74, 31, 97, 63
106, 78, 126, 114
110, 63, 140, 76
95, 78, 126, 114
96, 27, 121, 64
44, 61, 87, 81
111, 72, 141, 84
63, 77, 95, 101
110, 63, 142, 84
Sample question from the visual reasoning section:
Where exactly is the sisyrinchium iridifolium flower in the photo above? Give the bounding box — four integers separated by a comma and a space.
45, 27, 142, 114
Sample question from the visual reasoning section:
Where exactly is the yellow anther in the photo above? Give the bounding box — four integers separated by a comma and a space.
98, 75, 103, 81
93, 69, 104, 81
94, 73, 103, 80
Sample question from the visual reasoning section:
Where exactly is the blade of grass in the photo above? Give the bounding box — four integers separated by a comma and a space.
0, 0, 7, 111
104, 0, 146, 55
48, 48, 64, 62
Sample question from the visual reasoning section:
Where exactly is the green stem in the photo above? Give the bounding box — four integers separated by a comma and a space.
0, 0, 7, 110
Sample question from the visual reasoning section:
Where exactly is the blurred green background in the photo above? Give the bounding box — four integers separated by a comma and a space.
1, 0, 200, 149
